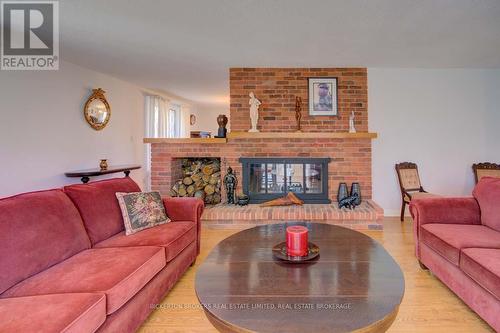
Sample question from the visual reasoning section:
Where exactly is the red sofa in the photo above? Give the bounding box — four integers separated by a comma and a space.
0, 177, 204, 333
410, 177, 500, 331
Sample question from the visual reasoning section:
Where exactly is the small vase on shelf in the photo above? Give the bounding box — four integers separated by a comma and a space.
99, 159, 108, 170
216, 114, 228, 138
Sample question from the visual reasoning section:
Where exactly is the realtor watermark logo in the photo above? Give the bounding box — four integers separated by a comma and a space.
1, 1, 59, 70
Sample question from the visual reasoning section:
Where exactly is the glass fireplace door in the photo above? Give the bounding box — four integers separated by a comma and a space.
285, 164, 304, 193
305, 163, 323, 193
240, 158, 330, 204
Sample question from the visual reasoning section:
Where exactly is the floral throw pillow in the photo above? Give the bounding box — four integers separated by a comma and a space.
116, 191, 170, 235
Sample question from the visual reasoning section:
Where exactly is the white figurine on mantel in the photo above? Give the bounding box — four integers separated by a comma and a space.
349, 111, 356, 133
248, 92, 261, 132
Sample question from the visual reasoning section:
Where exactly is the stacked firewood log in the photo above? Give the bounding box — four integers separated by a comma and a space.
169, 158, 221, 205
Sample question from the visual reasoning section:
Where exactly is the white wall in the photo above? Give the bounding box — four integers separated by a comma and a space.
369, 68, 500, 216
0, 61, 146, 197
190, 104, 229, 136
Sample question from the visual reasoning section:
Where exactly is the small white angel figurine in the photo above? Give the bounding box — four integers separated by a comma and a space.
349, 111, 356, 133
248, 92, 261, 132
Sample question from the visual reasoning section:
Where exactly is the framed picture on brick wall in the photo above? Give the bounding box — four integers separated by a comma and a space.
308, 77, 338, 116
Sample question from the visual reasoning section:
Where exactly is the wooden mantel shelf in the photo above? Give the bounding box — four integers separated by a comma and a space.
143, 137, 227, 144
144, 132, 377, 144
227, 131, 378, 139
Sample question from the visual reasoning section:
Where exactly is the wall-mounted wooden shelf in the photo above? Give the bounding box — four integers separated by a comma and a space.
65, 164, 141, 183
143, 138, 227, 144
227, 132, 378, 139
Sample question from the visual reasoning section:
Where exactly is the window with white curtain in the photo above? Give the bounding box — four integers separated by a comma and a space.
168, 104, 181, 138
145, 95, 167, 138
145, 95, 183, 138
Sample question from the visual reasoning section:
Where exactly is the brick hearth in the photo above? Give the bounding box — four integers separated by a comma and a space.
202, 200, 384, 230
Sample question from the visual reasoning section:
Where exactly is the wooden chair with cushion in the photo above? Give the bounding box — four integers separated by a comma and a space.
473, 162, 500, 184
395, 162, 438, 222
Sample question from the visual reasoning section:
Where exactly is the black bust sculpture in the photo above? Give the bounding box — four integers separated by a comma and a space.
223, 167, 238, 204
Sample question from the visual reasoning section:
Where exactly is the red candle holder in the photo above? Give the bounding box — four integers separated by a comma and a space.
286, 226, 308, 257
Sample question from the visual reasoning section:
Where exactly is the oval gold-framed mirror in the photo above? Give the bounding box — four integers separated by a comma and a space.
84, 88, 111, 130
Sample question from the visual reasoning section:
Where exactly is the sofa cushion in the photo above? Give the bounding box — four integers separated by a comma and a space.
64, 177, 141, 244
2, 246, 165, 314
473, 177, 500, 232
0, 293, 106, 333
420, 224, 500, 265
95, 221, 196, 262
0, 189, 91, 294
461, 248, 500, 300
116, 191, 170, 235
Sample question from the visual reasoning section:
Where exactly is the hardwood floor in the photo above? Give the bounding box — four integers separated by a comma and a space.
138, 218, 493, 333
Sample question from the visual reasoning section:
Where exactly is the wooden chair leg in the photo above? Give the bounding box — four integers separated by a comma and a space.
400, 201, 406, 222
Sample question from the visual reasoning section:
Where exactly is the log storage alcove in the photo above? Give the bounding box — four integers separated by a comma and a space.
169, 158, 222, 205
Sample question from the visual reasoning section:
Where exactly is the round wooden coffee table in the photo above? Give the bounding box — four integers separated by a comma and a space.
195, 223, 404, 333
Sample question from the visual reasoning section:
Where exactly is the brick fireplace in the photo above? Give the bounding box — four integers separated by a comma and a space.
146, 67, 382, 229
149, 135, 373, 202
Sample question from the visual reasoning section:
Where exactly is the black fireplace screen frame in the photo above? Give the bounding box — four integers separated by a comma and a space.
240, 157, 331, 204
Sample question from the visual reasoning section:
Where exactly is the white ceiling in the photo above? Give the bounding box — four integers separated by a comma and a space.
60, 0, 500, 106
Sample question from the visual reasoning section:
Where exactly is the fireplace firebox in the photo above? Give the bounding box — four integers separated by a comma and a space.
240, 157, 330, 204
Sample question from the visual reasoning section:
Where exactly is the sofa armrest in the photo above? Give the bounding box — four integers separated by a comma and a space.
162, 197, 204, 255
409, 197, 481, 226
409, 197, 480, 259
